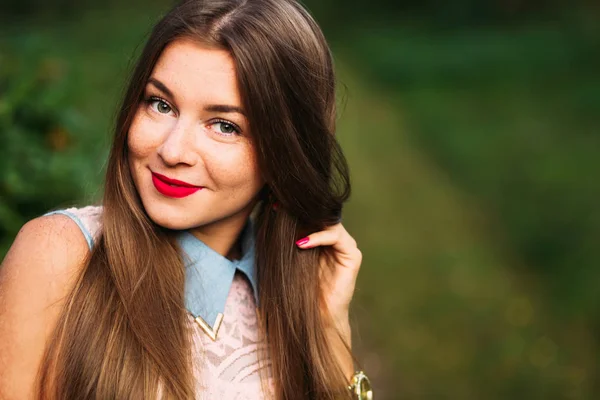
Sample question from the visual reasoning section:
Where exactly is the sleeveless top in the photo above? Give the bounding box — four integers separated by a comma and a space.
45, 206, 274, 399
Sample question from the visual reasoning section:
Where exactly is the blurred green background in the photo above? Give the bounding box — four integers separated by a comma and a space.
1, 0, 599, 398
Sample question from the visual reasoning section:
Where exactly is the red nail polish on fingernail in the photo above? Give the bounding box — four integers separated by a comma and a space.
296, 237, 309, 246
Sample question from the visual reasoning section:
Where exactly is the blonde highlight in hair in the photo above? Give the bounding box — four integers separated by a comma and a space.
37, 1, 353, 398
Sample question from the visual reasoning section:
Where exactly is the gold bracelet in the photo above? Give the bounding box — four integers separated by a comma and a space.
347, 370, 373, 399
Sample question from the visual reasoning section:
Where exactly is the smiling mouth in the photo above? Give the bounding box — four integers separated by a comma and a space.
151, 172, 203, 198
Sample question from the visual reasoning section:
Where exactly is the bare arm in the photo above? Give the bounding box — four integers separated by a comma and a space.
0, 215, 89, 399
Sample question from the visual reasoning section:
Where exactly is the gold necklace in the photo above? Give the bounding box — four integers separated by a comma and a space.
193, 313, 224, 341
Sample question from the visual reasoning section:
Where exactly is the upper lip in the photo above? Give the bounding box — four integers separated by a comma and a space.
151, 172, 202, 188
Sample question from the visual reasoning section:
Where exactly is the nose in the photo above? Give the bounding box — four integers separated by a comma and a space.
156, 118, 198, 167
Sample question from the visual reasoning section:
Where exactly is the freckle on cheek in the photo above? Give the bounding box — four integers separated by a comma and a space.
128, 130, 155, 158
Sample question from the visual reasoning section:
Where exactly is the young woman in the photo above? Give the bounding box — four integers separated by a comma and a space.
0, 0, 372, 399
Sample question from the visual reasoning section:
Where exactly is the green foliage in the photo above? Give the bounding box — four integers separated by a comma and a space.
305, 0, 591, 29
0, 0, 166, 18
0, 50, 90, 253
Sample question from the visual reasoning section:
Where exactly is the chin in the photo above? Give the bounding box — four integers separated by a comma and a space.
140, 199, 200, 231
150, 214, 194, 231
148, 212, 191, 231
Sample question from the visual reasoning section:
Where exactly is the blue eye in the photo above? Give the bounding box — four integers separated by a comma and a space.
155, 101, 172, 114
213, 120, 241, 135
146, 96, 173, 114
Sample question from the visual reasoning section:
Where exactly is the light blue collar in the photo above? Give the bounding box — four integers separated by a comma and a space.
177, 218, 258, 328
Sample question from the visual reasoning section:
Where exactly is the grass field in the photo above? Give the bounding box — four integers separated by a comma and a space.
334, 21, 599, 398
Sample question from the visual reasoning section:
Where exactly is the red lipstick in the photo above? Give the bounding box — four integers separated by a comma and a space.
151, 172, 203, 198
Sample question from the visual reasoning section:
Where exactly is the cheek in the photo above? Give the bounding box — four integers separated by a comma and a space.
127, 112, 162, 160
207, 145, 263, 191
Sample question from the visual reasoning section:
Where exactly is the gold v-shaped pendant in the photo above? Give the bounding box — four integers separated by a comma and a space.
194, 313, 224, 341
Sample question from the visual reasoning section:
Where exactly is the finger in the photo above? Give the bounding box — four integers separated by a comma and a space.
296, 224, 357, 256
295, 224, 340, 248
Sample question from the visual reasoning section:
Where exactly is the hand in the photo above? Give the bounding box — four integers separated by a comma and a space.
296, 223, 362, 378
295, 222, 362, 326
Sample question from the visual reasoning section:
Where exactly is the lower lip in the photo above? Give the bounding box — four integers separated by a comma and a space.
151, 174, 203, 198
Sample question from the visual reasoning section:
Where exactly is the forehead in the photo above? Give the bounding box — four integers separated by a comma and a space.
150, 39, 240, 104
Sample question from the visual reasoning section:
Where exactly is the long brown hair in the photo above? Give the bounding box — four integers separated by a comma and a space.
38, 0, 352, 398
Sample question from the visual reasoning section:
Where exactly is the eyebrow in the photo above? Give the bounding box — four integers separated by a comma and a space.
204, 104, 246, 116
147, 77, 246, 116
148, 77, 174, 98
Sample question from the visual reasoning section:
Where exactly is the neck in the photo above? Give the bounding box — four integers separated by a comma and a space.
188, 203, 255, 260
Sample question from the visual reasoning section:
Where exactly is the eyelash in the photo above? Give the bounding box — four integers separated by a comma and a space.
211, 118, 242, 136
144, 95, 242, 136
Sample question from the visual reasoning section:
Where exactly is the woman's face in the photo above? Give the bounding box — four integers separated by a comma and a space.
128, 39, 264, 231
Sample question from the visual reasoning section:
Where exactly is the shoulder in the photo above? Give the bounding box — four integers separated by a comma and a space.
44, 205, 103, 249
0, 210, 95, 398
2, 209, 94, 274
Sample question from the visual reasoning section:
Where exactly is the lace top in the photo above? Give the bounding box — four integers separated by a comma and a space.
46, 206, 274, 399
